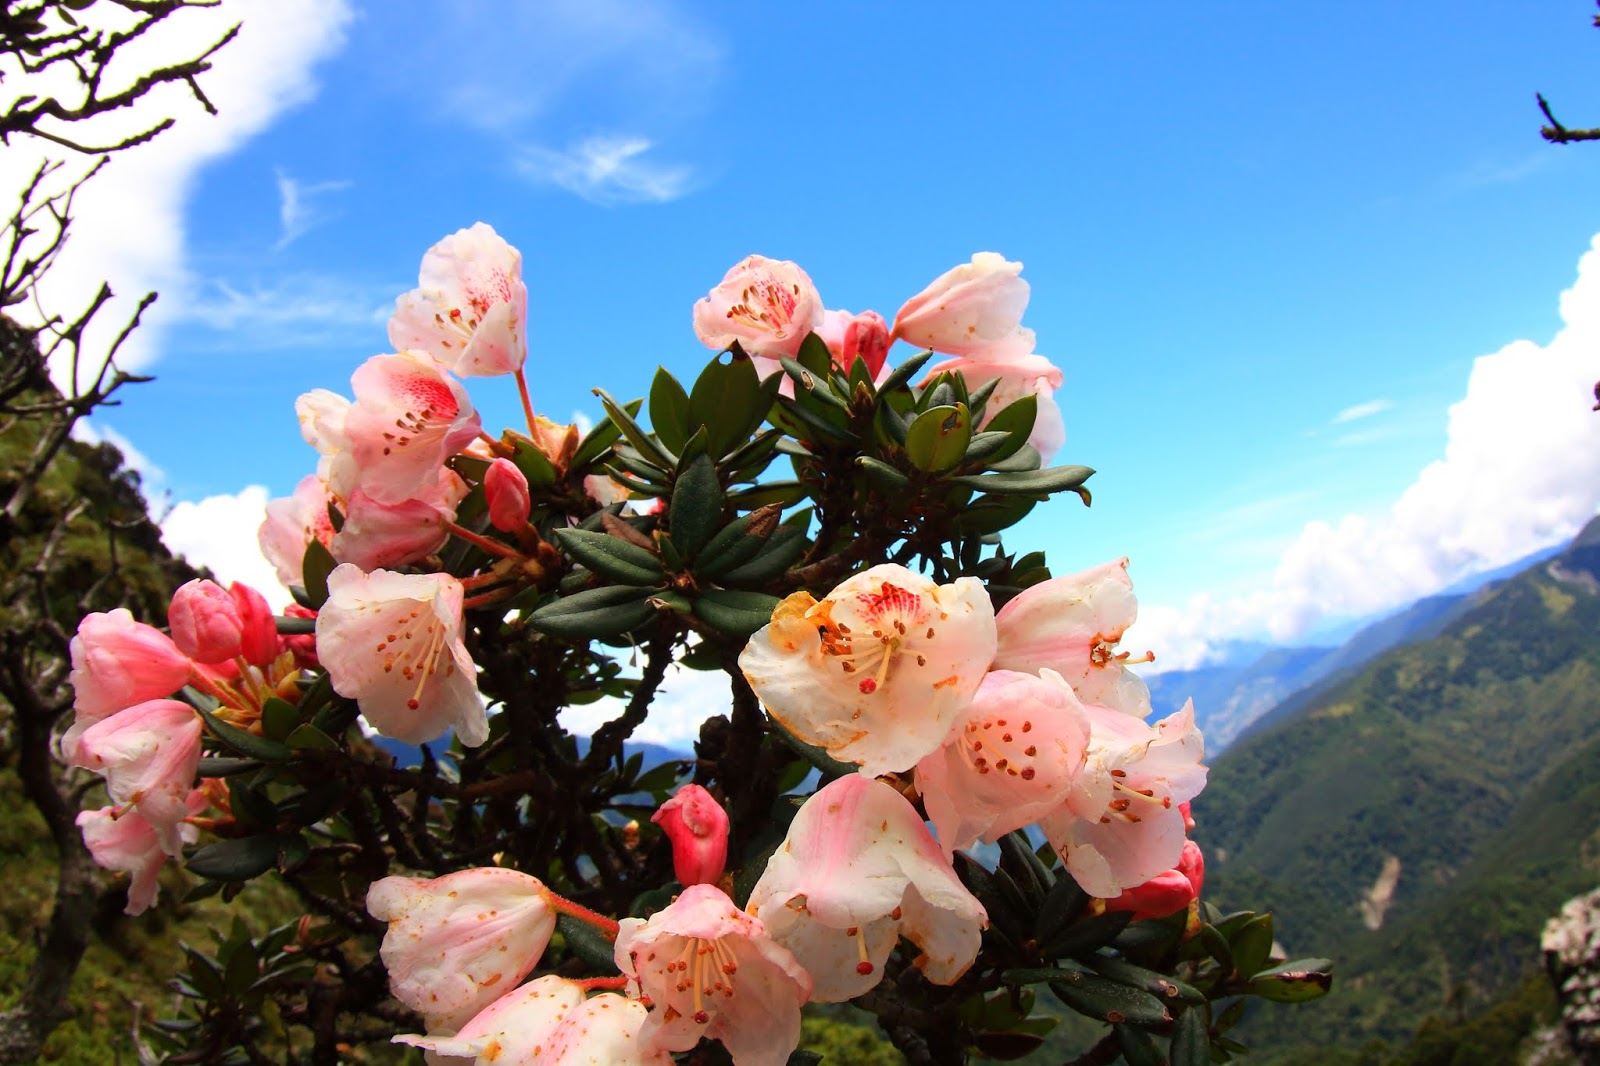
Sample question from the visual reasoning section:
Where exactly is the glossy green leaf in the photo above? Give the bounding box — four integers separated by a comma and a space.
1048, 965, 1173, 1028
669, 453, 723, 558
1087, 956, 1206, 1005
300, 539, 336, 610
693, 589, 781, 635
258, 697, 300, 742
1037, 908, 1133, 960
727, 480, 809, 510
571, 397, 643, 469
1229, 913, 1274, 977
689, 351, 766, 459
552, 528, 665, 585
1246, 958, 1334, 1002
557, 913, 620, 974
719, 525, 808, 585
197, 706, 290, 762
187, 836, 286, 882
695, 505, 781, 578
875, 349, 935, 397
1116, 1024, 1167, 1066
905, 404, 971, 472
855, 455, 910, 491
527, 586, 659, 638
509, 434, 559, 487
648, 367, 692, 453
284, 723, 339, 751
952, 464, 1094, 500
594, 388, 674, 469
1170, 1006, 1210, 1066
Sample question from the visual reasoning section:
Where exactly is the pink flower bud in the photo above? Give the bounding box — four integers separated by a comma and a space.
484, 457, 531, 532
1103, 840, 1205, 922
228, 582, 278, 667
69, 608, 194, 719
168, 580, 244, 663
281, 603, 319, 667
817, 309, 892, 379
652, 784, 729, 887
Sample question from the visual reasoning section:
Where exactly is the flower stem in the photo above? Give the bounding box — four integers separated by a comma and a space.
573, 976, 629, 992
442, 519, 522, 560
545, 893, 621, 940
186, 668, 241, 710
514, 368, 538, 439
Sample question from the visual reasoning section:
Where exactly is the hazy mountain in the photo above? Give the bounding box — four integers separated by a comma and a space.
1145, 540, 1572, 752
1193, 520, 1600, 1061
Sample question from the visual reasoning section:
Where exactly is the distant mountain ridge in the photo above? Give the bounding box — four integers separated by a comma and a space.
1144, 538, 1572, 751
1193, 516, 1600, 1061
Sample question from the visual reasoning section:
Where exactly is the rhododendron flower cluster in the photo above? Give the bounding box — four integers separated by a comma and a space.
63, 225, 1330, 1065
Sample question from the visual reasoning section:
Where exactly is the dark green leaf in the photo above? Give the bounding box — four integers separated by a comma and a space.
979, 393, 1038, 465
300, 539, 336, 610
694, 506, 780, 579
905, 403, 972, 473
274, 614, 315, 636
876, 349, 935, 396
720, 525, 808, 585
1170, 1006, 1210, 1066
952, 465, 1095, 500
1246, 959, 1333, 1003
855, 455, 910, 491
1037, 909, 1133, 960
594, 388, 674, 468
509, 433, 559, 487
1198, 925, 1233, 974
528, 586, 659, 638
689, 351, 767, 459
952, 494, 1038, 536
1116, 1024, 1167, 1066
284, 724, 339, 751
552, 528, 665, 585
1088, 956, 1206, 1005
259, 697, 300, 742
1034, 871, 1090, 948
693, 589, 781, 635
197, 706, 289, 762
1229, 914, 1274, 977
571, 397, 643, 469
989, 443, 1042, 473
1048, 965, 1173, 1028
224, 940, 260, 996
187, 836, 286, 881
727, 480, 809, 510
997, 830, 1051, 905
196, 757, 262, 777
669, 453, 723, 558
648, 367, 693, 453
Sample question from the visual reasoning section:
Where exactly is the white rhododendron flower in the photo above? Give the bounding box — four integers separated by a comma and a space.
747, 774, 987, 1002
739, 563, 997, 776
389, 222, 530, 378
367, 868, 556, 1033
316, 565, 488, 746
1042, 700, 1207, 898
993, 556, 1154, 717
915, 668, 1092, 856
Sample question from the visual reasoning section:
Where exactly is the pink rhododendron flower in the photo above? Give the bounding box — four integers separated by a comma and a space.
615, 883, 810, 1066
815, 308, 892, 379
389, 223, 530, 378
367, 867, 556, 1033
169, 579, 246, 664
747, 774, 987, 1002
1104, 839, 1205, 922
316, 565, 488, 746
693, 255, 824, 362
68, 608, 193, 719
739, 563, 996, 776
331, 469, 469, 572
484, 457, 531, 532
992, 557, 1154, 717
927, 351, 1066, 464
70, 698, 202, 855
652, 784, 729, 887
915, 668, 1091, 856
280, 603, 319, 667
77, 790, 207, 915
1041, 701, 1207, 898
398, 975, 670, 1066
892, 252, 1035, 358
342, 351, 482, 505
259, 474, 336, 588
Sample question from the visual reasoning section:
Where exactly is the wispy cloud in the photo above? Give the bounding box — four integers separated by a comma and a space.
1131, 233, 1600, 670
274, 168, 352, 249
1332, 427, 1392, 448
177, 273, 397, 348
1448, 151, 1555, 190
516, 135, 693, 205
1331, 398, 1392, 425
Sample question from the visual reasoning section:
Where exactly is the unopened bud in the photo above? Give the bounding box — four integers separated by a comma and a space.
484, 458, 531, 532
652, 784, 729, 887
169, 580, 244, 663
229, 582, 278, 667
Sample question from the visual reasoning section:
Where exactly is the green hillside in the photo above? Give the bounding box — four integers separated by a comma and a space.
1195, 539, 1600, 1061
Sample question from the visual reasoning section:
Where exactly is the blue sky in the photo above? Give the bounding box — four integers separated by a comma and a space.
28, 0, 1600, 672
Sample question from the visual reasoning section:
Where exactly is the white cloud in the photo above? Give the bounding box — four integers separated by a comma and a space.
1133, 233, 1600, 669
1331, 398, 1392, 424
160, 485, 292, 610
559, 661, 731, 750
517, 135, 694, 205
274, 168, 352, 249
6, 0, 355, 391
